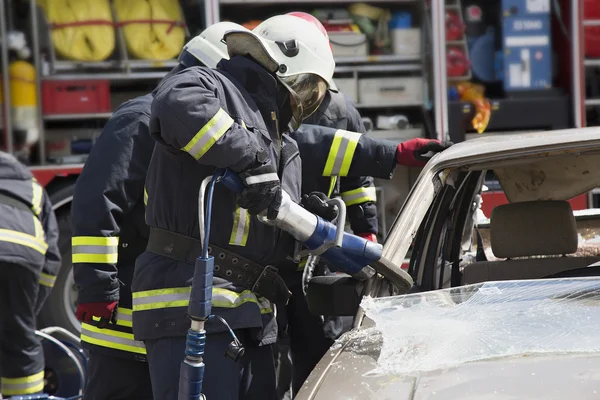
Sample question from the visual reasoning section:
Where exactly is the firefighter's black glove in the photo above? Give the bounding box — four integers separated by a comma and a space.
301, 192, 339, 222
238, 150, 282, 220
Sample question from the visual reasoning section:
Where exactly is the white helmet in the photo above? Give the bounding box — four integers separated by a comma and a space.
285, 11, 339, 92
224, 15, 335, 128
182, 22, 250, 69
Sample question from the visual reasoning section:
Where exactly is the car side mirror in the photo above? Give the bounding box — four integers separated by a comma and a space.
306, 274, 364, 317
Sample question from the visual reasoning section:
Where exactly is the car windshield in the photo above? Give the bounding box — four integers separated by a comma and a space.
361, 277, 600, 376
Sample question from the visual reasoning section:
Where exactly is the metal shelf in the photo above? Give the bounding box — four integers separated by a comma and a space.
356, 102, 423, 109
448, 75, 472, 82
42, 71, 168, 81
44, 58, 179, 81
585, 99, 600, 106
45, 58, 423, 80
584, 59, 600, 67
334, 54, 421, 64
219, 0, 417, 4
335, 64, 422, 73
50, 59, 179, 72
583, 19, 600, 27
43, 113, 114, 121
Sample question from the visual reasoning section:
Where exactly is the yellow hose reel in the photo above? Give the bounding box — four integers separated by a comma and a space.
37, 0, 115, 62
37, 0, 185, 62
114, 0, 186, 61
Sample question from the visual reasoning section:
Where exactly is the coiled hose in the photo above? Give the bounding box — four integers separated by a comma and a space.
37, 0, 115, 61
113, 0, 186, 60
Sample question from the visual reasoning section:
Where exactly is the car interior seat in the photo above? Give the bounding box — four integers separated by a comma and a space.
462, 200, 600, 284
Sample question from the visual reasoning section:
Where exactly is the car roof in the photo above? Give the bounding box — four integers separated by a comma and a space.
432, 127, 600, 167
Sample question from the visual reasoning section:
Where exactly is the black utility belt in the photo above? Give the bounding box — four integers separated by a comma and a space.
146, 227, 291, 305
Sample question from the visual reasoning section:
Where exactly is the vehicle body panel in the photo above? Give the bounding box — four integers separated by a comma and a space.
302, 339, 600, 400
300, 277, 600, 399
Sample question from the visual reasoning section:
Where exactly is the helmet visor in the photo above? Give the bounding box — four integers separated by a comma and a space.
279, 73, 328, 130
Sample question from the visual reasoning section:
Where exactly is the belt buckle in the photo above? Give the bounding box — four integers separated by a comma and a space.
251, 265, 278, 293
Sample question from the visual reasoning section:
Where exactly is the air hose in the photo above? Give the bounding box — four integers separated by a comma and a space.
37, 0, 115, 61
113, 0, 186, 61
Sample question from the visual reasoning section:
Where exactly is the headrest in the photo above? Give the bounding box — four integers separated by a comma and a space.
490, 200, 577, 258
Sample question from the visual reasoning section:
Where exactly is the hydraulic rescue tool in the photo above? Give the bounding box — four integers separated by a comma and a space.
178, 173, 245, 400
177, 169, 414, 399
215, 169, 413, 290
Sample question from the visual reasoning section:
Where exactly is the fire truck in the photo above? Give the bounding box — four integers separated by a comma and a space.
1, 0, 599, 334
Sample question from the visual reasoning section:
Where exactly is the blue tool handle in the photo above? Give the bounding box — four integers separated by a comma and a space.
306, 216, 383, 275
178, 358, 205, 400
215, 169, 382, 275
217, 169, 245, 194
188, 256, 214, 319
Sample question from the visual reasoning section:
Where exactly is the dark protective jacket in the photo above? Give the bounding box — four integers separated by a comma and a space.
0, 151, 61, 311
71, 94, 155, 361
132, 56, 302, 345
295, 91, 378, 236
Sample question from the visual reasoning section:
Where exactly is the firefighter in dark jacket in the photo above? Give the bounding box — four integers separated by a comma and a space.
0, 152, 61, 397
280, 91, 379, 397
70, 22, 247, 400
275, 12, 451, 397
132, 16, 336, 400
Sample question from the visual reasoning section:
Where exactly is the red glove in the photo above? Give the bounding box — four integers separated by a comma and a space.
358, 232, 378, 243
396, 138, 453, 167
76, 301, 118, 328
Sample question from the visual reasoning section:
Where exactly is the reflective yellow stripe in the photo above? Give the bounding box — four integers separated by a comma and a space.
33, 214, 44, 242
0, 229, 47, 254
81, 323, 146, 355
212, 289, 272, 313
144, 187, 148, 206
115, 307, 133, 328
341, 186, 378, 206
132, 287, 272, 314
72, 236, 119, 264
182, 108, 234, 160
241, 120, 246, 129
132, 287, 190, 311
322, 129, 362, 177
39, 272, 56, 288
257, 297, 272, 314
297, 258, 307, 271
229, 207, 251, 246
90, 308, 133, 328
327, 177, 338, 198
31, 181, 42, 216
1, 371, 44, 396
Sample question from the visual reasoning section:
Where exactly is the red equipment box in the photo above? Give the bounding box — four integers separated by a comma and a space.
42, 80, 110, 115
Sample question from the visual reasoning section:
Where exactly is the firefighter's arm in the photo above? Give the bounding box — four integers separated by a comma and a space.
150, 69, 264, 172
35, 188, 62, 315
71, 110, 151, 304
292, 124, 398, 179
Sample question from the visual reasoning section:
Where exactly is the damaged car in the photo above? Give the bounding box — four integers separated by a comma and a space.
297, 127, 600, 399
